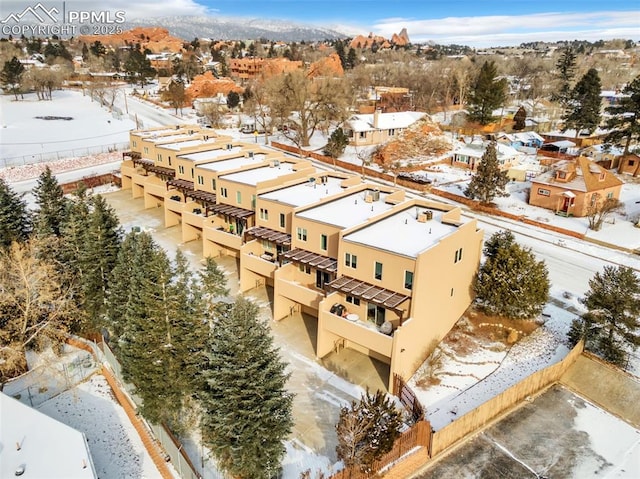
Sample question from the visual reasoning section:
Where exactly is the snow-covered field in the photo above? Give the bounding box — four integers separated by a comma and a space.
0, 90, 136, 166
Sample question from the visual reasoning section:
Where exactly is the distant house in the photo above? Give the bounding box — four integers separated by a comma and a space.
529, 156, 623, 217
539, 140, 577, 155
343, 109, 425, 146
580, 144, 624, 169
497, 131, 545, 151
0, 392, 97, 479
451, 139, 520, 171
617, 153, 640, 177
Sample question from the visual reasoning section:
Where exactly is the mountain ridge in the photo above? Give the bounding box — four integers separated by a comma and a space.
123, 15, 348, 42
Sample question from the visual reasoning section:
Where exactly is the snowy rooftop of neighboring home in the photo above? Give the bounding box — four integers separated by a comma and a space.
454, 139, 520, 160
542, 128, 609, 138
0, 392, 97, 479
220, 162, 297, 185
259, 176, 347, 207
159, 138, 219, 151
509, 131, 545, 144
346, 111, 426, 132
343, 205, 458, 258
296, 189, 394, 228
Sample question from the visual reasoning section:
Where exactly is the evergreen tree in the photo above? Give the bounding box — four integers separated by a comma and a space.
336, 389, 403, 472
124, 47, 156, 87
0, 178, 31, 249
464, 142, 509, 204
553, 47, 577, 108
474, 230, 550, 319
82, 195, 122, 328
199, 255, 230, 323
33, 166, 67, 237
346, 48, 357, 70
323, 127, 349, 158
513, 106, 527, 131
200, 297, 293, 479
108, 233, 208, 428
562, 68, 602, 135
226, 90, 240, 109
569, 266, 640, 366
334, 39, 346, 69
1, 56, 25, 100
467, 60, 507, 125
605, 75, 640, 154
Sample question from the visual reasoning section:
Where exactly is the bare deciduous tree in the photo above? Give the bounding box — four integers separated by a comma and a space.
587, 193, 624, 231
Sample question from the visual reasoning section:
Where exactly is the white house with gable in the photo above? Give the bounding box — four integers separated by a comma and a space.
0, 392, 97, 479
343, 109, 426, 146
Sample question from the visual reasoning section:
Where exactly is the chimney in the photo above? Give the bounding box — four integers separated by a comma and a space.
373, 108, 381, 129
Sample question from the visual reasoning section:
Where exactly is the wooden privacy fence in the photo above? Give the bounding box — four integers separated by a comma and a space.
393, 374, 424, 423
329, 420, 431, 479
430, 340, 584, 457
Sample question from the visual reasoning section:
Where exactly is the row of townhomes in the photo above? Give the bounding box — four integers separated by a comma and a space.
122, 125, 483, 387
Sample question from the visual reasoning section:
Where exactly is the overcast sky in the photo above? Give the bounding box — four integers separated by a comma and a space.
1, 0, 638, 46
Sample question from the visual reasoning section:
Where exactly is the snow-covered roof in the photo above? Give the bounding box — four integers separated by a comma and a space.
296, 189, 394, 228
159, 138, 218, 151
220, 162, 297, 185
194, 153, 266, 171
0, 392, 97, 479
549, 140, 577, 148
259, 176, 347, 207
454, 140, 520, 160
346, 111, 426, 132
511, 131, 545, 143
343, 205, 459, 258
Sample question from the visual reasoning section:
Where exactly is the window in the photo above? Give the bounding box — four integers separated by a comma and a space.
157, 154, 162, 162
236, 191, 242, 204
197, 175, 204, 185
297, 227, 307, 241
260, 208, 269, 220
320, 234, 327, 251
251, 195, 256, 209
557, 171, 566, 179
389, 128, 396, 136
599, 172, 606, 181
220, 187, 228, 198
607, 192, 614, 199
211, 178, 216, 190
345, 253, 357, 268
454, 248, 463, 263
132, 140, 137, 147
190, 168, 194, 178
374, 261, 383, 280
178, 165, 185, 174
359, 131, 366, 139
451, 288, 454, 297
168, 156, 172, 166
279, 213, 285, 228
629, 160, 636, 167
346, 295, 361, 306
404, 271, 414, 290
143, 146, 149, 154
299, 264, 311, 274
538, 188, 550, 196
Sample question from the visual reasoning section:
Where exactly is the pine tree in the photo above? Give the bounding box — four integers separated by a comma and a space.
324, 127, 349, 158
1, 56, 25, 100
81, 195, 122, 328
562, 68, 602, 135
200, 297, 293, 479
553, 47, 577, 108
605, 74, 640, 155
33, 166, 67, 238
513, 106, 527, 131
346, 48, 357, 70
226, 90, 240, 110
336, 389, 402, 472
0, 178, 31, 249
124, 47, 156, 87
474, 230, 550, 319
569, 266, 640, 366
467, 60, 507, 125
464, 142, 509, 204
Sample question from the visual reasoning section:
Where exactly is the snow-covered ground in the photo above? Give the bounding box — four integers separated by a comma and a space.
410, 303, 574, 431
4, 345, 169, 479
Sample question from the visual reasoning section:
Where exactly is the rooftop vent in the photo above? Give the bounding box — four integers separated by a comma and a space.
417, 210, 433, 222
